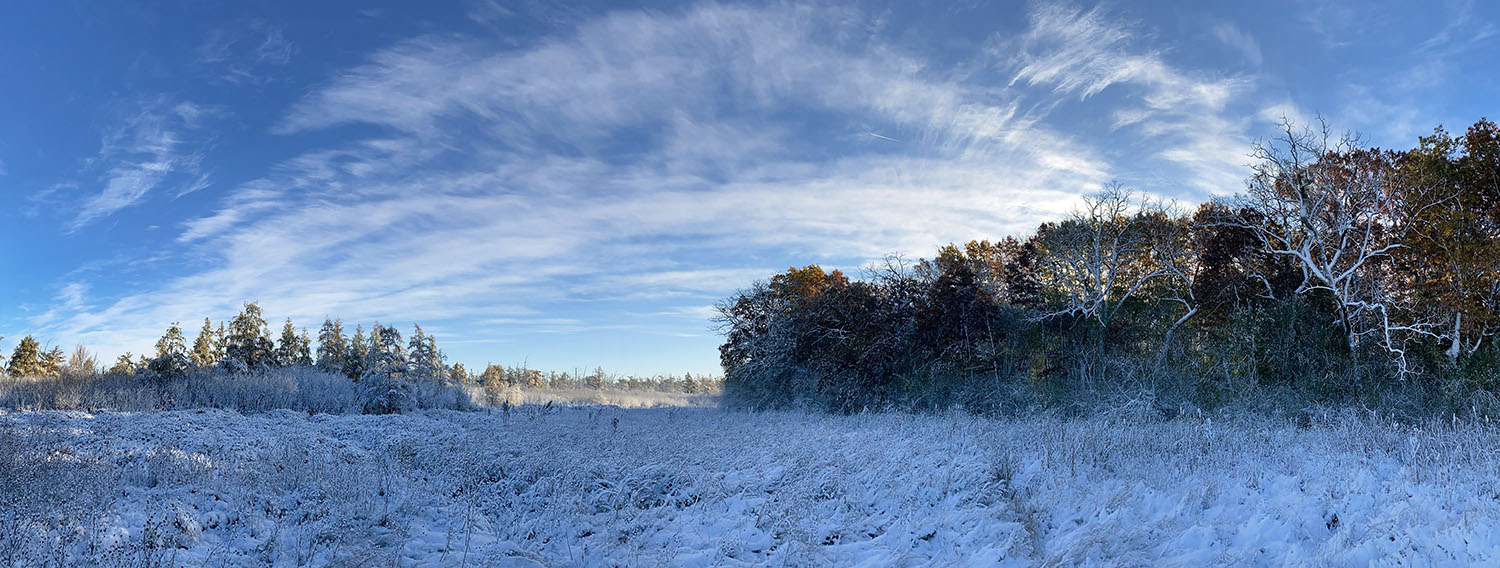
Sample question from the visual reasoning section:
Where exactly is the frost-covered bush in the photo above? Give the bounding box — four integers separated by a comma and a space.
0, 366, 477, 414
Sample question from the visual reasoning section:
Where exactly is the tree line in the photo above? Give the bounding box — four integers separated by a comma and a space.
1, 302, 718, 400
716, 119, 1500, 413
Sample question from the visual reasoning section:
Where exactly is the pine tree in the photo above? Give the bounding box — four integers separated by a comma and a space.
315, 318, 347, 373
295, 329, 314, 366
407, 324, 446, 381
451, 363, 470, 385
480, 363, 505, 396
225, 302, 273, 370
42, 347, 64, 377
190, 318, 220, 369
345, 325, 369, 380
586, 366, 607, 389
366, 321, 384, 358
523, 368, 545, 389
361, 324, 404, 377
148, 323, 190, 381
6, 336, 45, 377
274, 319, 302, 367
108, 353, 139, 376
361, 324, 411, 414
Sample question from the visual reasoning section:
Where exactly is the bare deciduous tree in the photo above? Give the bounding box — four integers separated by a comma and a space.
1031, 184, 1191, 384
1225, 118, 1436, 372
1033, 184, 1166, 325
1147, 209, 1200, 363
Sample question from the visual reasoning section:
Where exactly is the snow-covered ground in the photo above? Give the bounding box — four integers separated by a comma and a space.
496, 386, 720, 409
3, 405, 1499, 566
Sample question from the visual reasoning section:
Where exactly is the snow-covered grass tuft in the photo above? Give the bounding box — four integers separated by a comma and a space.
4, 406, 1500, 565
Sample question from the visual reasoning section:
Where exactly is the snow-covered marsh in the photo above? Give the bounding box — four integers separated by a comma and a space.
494, 386, 720, 409
0, 370, 712, 416
3, 406, 1500, 566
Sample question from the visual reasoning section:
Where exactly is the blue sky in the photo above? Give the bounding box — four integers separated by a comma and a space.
2, 1, 1496, 376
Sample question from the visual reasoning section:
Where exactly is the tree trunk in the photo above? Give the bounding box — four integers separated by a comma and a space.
1158, 307, 1197, 366
1447, 312, 1462, 365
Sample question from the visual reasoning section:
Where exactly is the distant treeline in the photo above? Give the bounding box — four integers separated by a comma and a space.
1, 302, 719, 413
716, 119, 1500, 414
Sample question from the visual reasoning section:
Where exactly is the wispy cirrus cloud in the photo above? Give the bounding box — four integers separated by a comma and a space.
1005, 3, 1261, 195
1213, 23, 1263, 67
27, 282, 88, 329
38, 1, 1279, 372
1307, 0, 1499, 147
68, 99, 214, 231
197, 20, 295, 85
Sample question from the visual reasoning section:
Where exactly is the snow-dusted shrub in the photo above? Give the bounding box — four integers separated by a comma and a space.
178, 367, 365, 414
0, 366, 481, 414
359, 374, 471, 414
0, 417, 116, 565
361, 375, 414, 415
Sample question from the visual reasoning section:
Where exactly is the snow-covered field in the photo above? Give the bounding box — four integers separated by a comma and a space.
4, 404, 1500, 566
500, 387, 719, 409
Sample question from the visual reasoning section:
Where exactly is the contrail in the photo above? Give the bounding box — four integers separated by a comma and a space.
866, 132, 899, 142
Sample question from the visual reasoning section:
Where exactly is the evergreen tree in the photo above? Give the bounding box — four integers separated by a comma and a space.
480, 363, 505, 395
407, 324, 446, 381
366, 321, 384, 358
295, 329, 314, 366
361, 324, 403, 374
148, 323, 190, 381
523, 368, 545, 388
274, 319, 304, 367
41, 347, 64, 377
361, 324, 411, 414
108, 352, 139, 376
6, 336, 45, 378
450, 363, 470, 385
315, 318, 347, 373
214, 322, 227, 361
585, 366, 607, 389
190, 318, 220, 369
344, 324, 369, 380
225, 302, 273, 369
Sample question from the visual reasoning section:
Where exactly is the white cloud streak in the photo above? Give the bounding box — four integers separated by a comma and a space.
197, 21, 295, 85
37, 2, 1271, 367
1213, 23, 1263, 67
69, 101, 212, 231
1006, 3, 1260, 196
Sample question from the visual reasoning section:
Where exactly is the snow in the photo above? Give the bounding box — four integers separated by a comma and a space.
3, 405, 1500, 566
